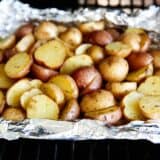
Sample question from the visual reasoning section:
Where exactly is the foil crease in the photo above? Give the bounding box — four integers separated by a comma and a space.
0, 0, 160, 143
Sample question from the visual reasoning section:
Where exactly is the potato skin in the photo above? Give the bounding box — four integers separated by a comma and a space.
99, 56, 129, 82
0, 91, 5, 114
59, 27, 82, 48
31, 63, 58, 82
80, 90, 116, 113
106, 28, 120, 41
87, 45, 104, 64
84, 106, 122, 125
2, 108, 25, 121
16, 23, 34, 39
127, 52, 153, 70
87, 30, 113, 46
150, 50, 160, 68
60, 99, 80, 121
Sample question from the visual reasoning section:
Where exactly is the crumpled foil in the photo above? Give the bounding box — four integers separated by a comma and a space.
1, 0, 160, 143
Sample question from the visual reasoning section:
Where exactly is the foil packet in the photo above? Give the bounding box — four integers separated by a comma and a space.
0, 0, 160, 143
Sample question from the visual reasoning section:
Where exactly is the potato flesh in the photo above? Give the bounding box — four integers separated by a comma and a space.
60, 55, 93, 74
138, 76, 160, 96
34, 40, 66, 69
4, 52, 32, 79
40, 83, 65, 107
49, 75, 79, 100
139, 96, 160, 119
20, 88, 42, 109
26, 94, 59, 120
122, 91, 144, 120
6, 79, 31, 107
0, 64, 14, 89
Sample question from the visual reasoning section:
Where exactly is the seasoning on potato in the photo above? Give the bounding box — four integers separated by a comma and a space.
99, 56, 129, 82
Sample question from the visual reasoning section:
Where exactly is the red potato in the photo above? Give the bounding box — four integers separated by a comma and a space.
150, 50, 160, 68
3, 48, 17, 61
86, 30, 113, 46
60, 99, 80, 121
15, 23, 34, 39
31, 63, 58, 82
0, 51, 3, 63
127, 52, 153, 70
106, 28, 120, 41
0, 91, 5, 114
72, 66, 102, 94
84, 106, 122, 125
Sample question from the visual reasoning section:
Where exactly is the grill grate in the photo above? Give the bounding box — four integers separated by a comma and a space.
0, 139, 159, 160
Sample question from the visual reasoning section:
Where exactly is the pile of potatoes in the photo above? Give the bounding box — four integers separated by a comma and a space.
1, 20, 160, 124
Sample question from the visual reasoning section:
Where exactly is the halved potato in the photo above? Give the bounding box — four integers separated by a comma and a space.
60, 54, 93, 74
34, 40, 66, 69
59, 27, 82, 48
80, 90, 116, 113
6, 79, 31, 107
26, 94, 59, 120
34, 21, 58, 40
2, 108, 25, 121
105, 42, 132, 58
75, 43, 92, 55
150, 50, 160, 69
30, 79, 43, 89
60, 99, 80, 121
138, 76, 160, 96
40, 83, 65, 109
0, 35, 16, 50
0, 64, 14, 89
125, 27, 145, 34
31, 63, 58, 82
106, 82, 137, 98
122, 91, 144, 120
0, 91, 5, 114
78, 21, 105, 33
4, 52, 33, 79
126, 64, 153, 82
49, 75, 79, 100
86, 45, 104, 64
84, 106, 122, 124
16, 33, 35, 52
16, 23, 34, 39
20, 88, 42, 109
139, 95, 160, 119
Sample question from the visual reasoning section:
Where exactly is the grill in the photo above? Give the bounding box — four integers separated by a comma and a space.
2, 0, 160, 160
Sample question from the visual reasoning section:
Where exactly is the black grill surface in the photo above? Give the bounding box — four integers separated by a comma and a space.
0, 139, 160, 160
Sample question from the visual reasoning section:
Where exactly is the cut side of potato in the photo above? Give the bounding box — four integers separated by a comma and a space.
0, 64, 14, 89
60, 99, 80, 121
40, 83, 65, 108
16, 33, 35, 52
106, 82, 137, 98
105, 41, 132, 58
139, 95, 160, 119
2, 108, 25, 121
0, 35, 16, 50
0, 91, 5, 114
84, 106, 122, 124
6, 79, 31, 107
26, 94, 59, 120
49, 75, 79, 100
80, 90, 116, 113
75, 43, 92, 55
20, 88, 42, 109
126, 64, 153, 82
34, 40, 66, 69
122, 91, 144, 120
4, 52, 33, 79
30, 79, 42, 88
60, 54, 93, 74
138, 76, 160, 96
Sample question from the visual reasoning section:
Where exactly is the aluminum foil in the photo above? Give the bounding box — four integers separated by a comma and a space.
1, 0, 160, 143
